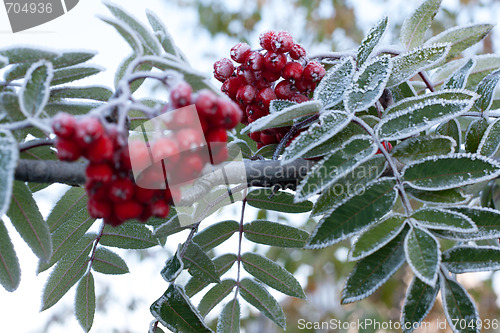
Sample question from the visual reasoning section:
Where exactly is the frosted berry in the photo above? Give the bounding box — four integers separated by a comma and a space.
221, 76, 244, 99
282, 62, 304, 81
195, 90, 218, 117
290, 93, 309, 103
55, 138, 82, 161
109, 177, 135, 203
134, 187, 156, 204
52, 113, 76, 139
303, 61, 326, 83
275, 80, 297, 99
289, 43, 306, 60
176, 128, 203, 151
151, 200, 170, 218
259, 31, 276, 51
263, 52, 287, 73
88, 200, 112, 219
213, 58, 235, 82
75, 117, 104, 147
272, 31, 293, 53
236, 85, 258, 105
170, 82, 192, 108
86, 135, 114, 163
152, 137, 180, 165
256, 88, 277, 109
114, 201, 143, 221
246, 51, 264, 71
230, 43, 252, 63
86, 163, 113, 183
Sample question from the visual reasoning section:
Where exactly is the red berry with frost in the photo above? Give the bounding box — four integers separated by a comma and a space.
56, 138, 82, 161
135, 187, 156, 204
303, 61, 326, 83
75, 117, 104, 147
176, 128, 204, 151
151, 200, 170, 218
272, 31, 293, 53
109, 177, 135, 203
289, 43, 306, 60
114, 201, 143, 221
184, 153, 205, 175
152, 137, 180, 165
129, 140, 152, 173
86, 163, 113, 183
282, 62, 304, 81
260, 132, 279, 145
246, 51, 264, 71
236, 85, 258, 105
88, 199, 112, 219
206, 127, 228, 145
376, 142, 393, 154
170, 108, 196, 128
275, 80, 297, 99
214, 58, 235, 82
170, 82, 192, 108
259, 31, 276, 51
221, 76, 244, 99
263, 52, 287, 73
256, 88, 277, 109
295, 77, 316, 94
213, 100, 242, 129
236, 66, 257, 84
261, 70, 282, 82
290, 93, 310, 103
86, 135, 114, 163
211, 146, 228, 165
230, 43, 252, 63
249, 132, 261, 142
195, 90, 218, 117
52, 113, 76, 138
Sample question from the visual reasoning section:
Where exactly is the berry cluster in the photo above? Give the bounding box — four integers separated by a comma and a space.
214, 31, 326, 148
52, 82, 241, 227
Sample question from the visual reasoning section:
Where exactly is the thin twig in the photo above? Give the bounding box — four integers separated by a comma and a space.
19, 139, 54, 152
418, 71, 435, 92
234, 191, 247, 296
272, 114, 320, 160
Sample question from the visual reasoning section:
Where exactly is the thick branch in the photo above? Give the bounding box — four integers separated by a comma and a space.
15, 160, 87, 185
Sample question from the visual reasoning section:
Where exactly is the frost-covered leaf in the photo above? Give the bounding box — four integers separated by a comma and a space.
465, 118, 488, 153
193, 221, 239, 251
46, 187, 88, 232
0, 130, 18, 220
100, 16, 144, 55
426, 24, 494, 64
441, 275, 480, 333
241, 253, 305, 299
0, 55, 6, 68
269, 99, 296, 113
161, 246, 184, 282
198, 279, 236, 317
51, 65, 103, 86
7, 182, 52, 262
344, 55, 392, 112
154, 213, 193, 237
387, 43, 450, 87
75, 272, 95, 332
401, 276, 439, 333
150, 284, 212, 333
402, 154, 500, 191
442, 246, 500, 273
406, 187, 470, 205
185, 254, 237, 297
442, 58, 475, 90
357, 17, 388, 67
241, 100, 322, 134
296, 136, 377, 200
478, 118, 500, 157
92, 247, 129, 275
50, 86, 113, 102
306, 178, 397, 249
245, 189, 312, 213
281, 111, 351, 163
0, 220, 20, 292
436, 118, 461, 149
44, 101, 103, 116
400, 0, 441, 50
467, 54, 500, 88
377, 90, 477, 140
19, 61, 53, 118
412, 207, 476, 232
146, 10, 183, 58
349, 214, 407, 261
342, 226, 409, 304
433, 207, 500, 240
239, 278, 286, 329
0, 47, 59, 64
184, 243, 219, 283
473, 68, 500, 112
100, 223, 159, 249
391, 135, 455, 164
312, 155, 386, 216
243, 220, 309, 248
405, 227, 440, 286
313, 57, 355, 109
217, 298, 240, 333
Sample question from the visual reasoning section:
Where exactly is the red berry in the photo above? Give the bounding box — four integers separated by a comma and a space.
170, 107, 196, 129
275, 80, 297, 99
213, 99, 242, 129
236, 66, 257, 84
170, 82, 192, 108
52, 113, 76, 139
211, 146, 229, 165
259, 31, 276, 51
260, 132, 279, 145
256, 88, 277, 109
135, 187, 156, 203
75, 117, 104, 147
249, 132, 261, 142
55, 138, 82, 161
282, 62, 304, 81
129, 140, 152, 174
109, 177, 135, 203
245, 51, 264, 71
114, 201, 144, 221
88, 199, 112, 219
236, 85, 258, 105
289, 43, 306, 60
221, 76, 244, 99
176, 128, 204, 151
86, 163, 113, 183
213, 58, 235, 82
195, 90, 218, 118
303, 61, 326, 83
263, 52, 287, 73
272, 31, 293, 53
86, 135, 114, 163
376, 142, 393, 154
184, 153, 205, 176
152, 137, 180, 165
151, 200, 170, 218
230, 43, 252, 63
290, 93, 310, 103
295, 77, 316, 94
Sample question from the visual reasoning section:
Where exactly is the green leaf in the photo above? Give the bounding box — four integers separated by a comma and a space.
0, 55, 6, 68
41, 233, 95, 311
465, 118, 489, 153
281, 111, 351, 163
426, 24, 494, 64
387, 43, 450, 87
435, 118, 461, 149
239, 278, 286, 329
350, 214, 407, 261
184, 243, 219, 283
405, 227, 440, 286
100, 16, 144, 55
442, 58, 475, 90
0, 130, 18, 219
478, 118, 500, 157
241, 252, 305, 299
401, 276, 439, 333
406, 187, 470, 205
146, 10, 182, 57
217, 299, 240, 333
92, 247, 129, 275
400, 0, 441, 50
440, 275, 480, 333
46, 187, 88, 232
269, 99, 296, 113
50, 86, 113, 102
442, 245, 500, 273
241, 100, 323, 134
0, 47, 59, 64
377, 91, 478, 140
198, 279, 236, 317
412, 207, 476, 231
392, 135, 456, 164
357, 17, 388, 67
345, 55, 392, 112
296, 136, 377, 200
473, 68, 500, 112
150, 284, 212, 333
185, 254, 237, 297
313, 57, 355, 109
342, 226, 409, 304
75, 272, 96, 332
7, 182, 52, 262
243, 220, 309, 248
161, 245, 184, 282
433, 207, 500, 240
51, 66, 103, 86
0, 220, 20, 292
44, 101, 103, 116
193, 221, 239, 251
402, 154, 500, 191
306, 178, 397, 249
154, 213, 193, 237
19, 61, 53, 118
467, 54, 500, 88
245, 189, 312, 214
100, 223, 159, 249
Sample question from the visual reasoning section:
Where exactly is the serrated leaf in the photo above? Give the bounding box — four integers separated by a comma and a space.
0, 220, 20, 292
241, 100, 323, 134
478, 118, 500, 157
434, 207, 500, 240
357, 17, 388, 67
44, 101, 103, 116
403, 153, 500, 191
185, 254, 237, 297
306, 178, 397, 249
392, 135, 456, 164
401, 276, 439, 333
100, 16, 144, 55
0, 130, 18, 220
426, 24, 494, 64
342, 225, 409, 304
51, 66, 103, 86
412, 207, 476, 232
154, 213, 193, 237
217, 299, 240, 333
465, 118, 489, 153
387, 43, 450, 87
46, 187, 87, 232
377, 90, 477, 140
92, 247, 129, 275
193, 221, 239, 251
350, 214, 407, 261
314, 57, 356, 109
50, 86, 113, 102
442, 58, 475, 90
19, 61, 53, 118
405, 227, 440, 286
0, 47, 59, 64
245, 189, 312, 214
41, 233, 95, 311
441, 275, 480, 333
345, 55, 392, 112
406, 187, 470, 205
100, 223, 159, 249
400, 0, 441, 50
281, 111, 352, 163
467, 54, 500, 88
239, 278, 286, 329
198, 279, 236, 317
75, 272, 95, 332
473, 68, 500, 112
241, 252, 305, 299
436, 118, 461, 149
243, 220, 309, 248
161, 245, 184, 282
146, 10, 181, 57
184, 243, 219, 283
269, 99, 296, 113
150, 284, 212, 333
442, 245, 500, 273
7, 182, 52, 262
296, 136, 377, 200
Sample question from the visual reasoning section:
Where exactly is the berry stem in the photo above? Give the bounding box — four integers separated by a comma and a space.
19, 139, 55, 152
418, 71, 435, 92
234, 191, 248, 298
272, 114, 320, 160
86, 221, 106, 274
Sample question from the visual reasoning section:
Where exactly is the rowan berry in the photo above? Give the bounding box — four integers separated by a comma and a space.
52, 113, 76, 138
214, 58, 235, 82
